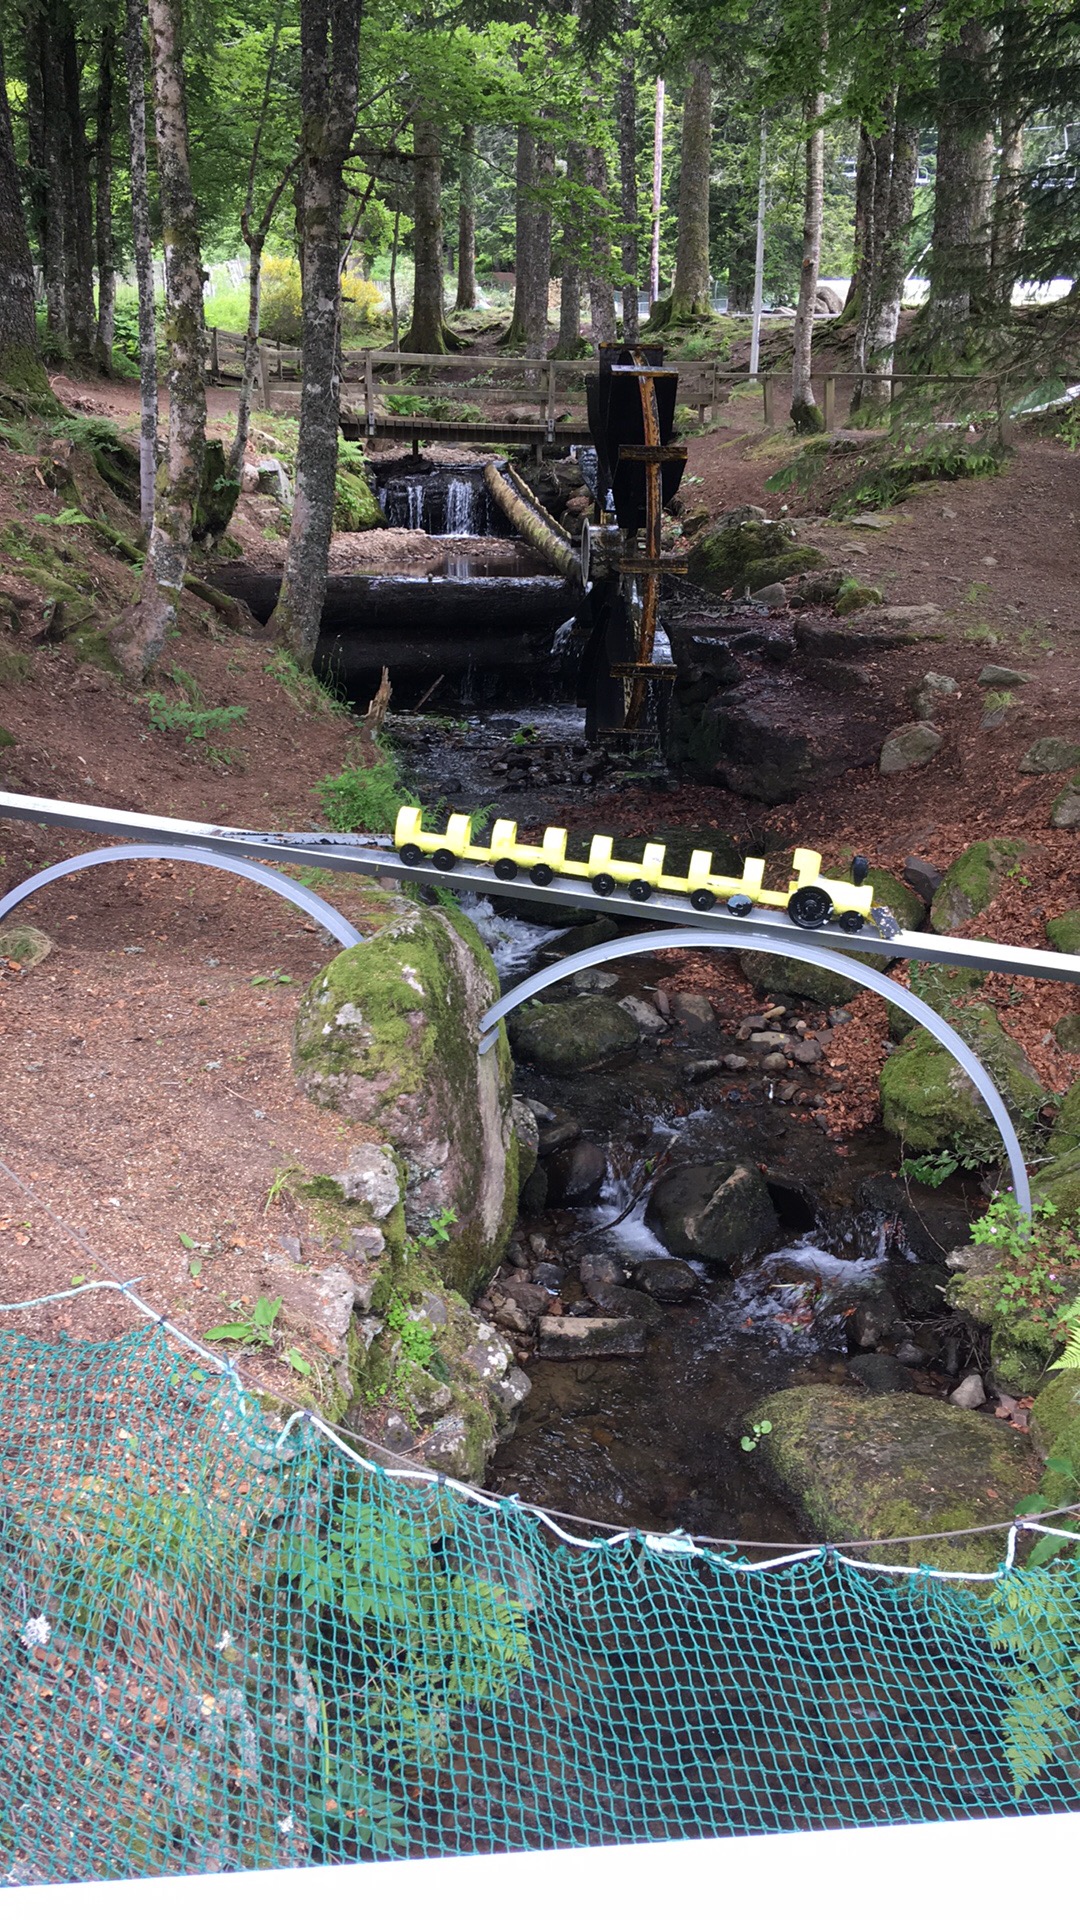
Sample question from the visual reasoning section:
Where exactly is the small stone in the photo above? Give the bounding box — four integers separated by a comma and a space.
494, 1298, 532, 1335
572, 969, 618, 994
502, 1277, 551, 1318
895, 1339, 929, 1367
528, 1233, 549, 1257
538, 1317, 646, 1358
334, 1142, 400, 1217
879, 722, 944, 774
669, 991, 716, 1035
848, 1353, 916, 1395
618, 994, 668, 1036
763, 1051, 789, 1072
749, 1031, 780, 1048
978, 665, 1028, 688
1020, 737, 1080, 775
522, 1099, 556, 1125
579, 1253, 621, 1290
277, 1234, 302, 1263
537, 1116, 582, 1156
631, 1257, 698, 1303
349, 1224, 386, 1263
723, 1053, 750, 1072
545, 1140, 607, 1206
950, 1372, 987, 1410
828, 1008, 852, 1026
683, 1058, 724, 1085
532, 1261, 566, 1290
750, 581, 787, 608
791, 1039, 822, 1065
492, 1365, 531, 1421
850, 1294, 899, 1349
351, 1270, 377, 1313
902, 856, 942, 905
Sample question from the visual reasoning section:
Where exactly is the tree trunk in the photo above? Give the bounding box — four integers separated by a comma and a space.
616, 42, 639, 341
0, 32, 47, 393
125, 0, 158, 528
585, 143, 618, 342
656, 60, 712, 326
230, 239, 264, 479
28, 4, 67, 346
266, 0, 362, 670
555, 140, 585, 357
401, 110, 451, 353
648, 78, 664, 307
94, 21, 116, 374
923, 20, 995, 348
59, 3, 96, 359
853, 113, 894, 371
841, 125, 876, 326
991, 111, 1024, 309
117, 0, 206, 677
455, 123, 478, 310
858, 107, 919, 396
504, 126, 552, 353
483, 461, 581, 583
791, 95, 825, 432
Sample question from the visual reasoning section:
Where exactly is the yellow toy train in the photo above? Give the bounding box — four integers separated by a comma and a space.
394, 806, 886, 934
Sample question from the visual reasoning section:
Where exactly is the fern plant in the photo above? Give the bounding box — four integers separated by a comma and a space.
982, 1562, 1080, 1792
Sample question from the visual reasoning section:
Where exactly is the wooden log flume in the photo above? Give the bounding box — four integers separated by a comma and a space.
482, 462, 584, 587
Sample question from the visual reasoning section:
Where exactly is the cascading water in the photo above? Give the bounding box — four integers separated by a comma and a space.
444, 477, 477, 535
376, 465, 493, 536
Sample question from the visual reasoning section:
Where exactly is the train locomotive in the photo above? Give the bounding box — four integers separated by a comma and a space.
393, 806, 891, 934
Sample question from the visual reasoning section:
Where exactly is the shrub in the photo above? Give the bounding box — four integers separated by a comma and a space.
316, 751, 418, 834
258, 259, 386, 345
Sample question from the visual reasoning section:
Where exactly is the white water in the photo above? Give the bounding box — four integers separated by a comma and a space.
444, 477, 478, 535
457, 894, 565, 979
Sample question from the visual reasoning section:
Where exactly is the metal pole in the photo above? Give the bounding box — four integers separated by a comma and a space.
649, 79, 665, 310
749, 114, 767, 378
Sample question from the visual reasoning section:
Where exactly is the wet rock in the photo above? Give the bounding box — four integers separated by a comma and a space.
950, 1373, 987, 1410
511, 1096, 539, 1190
582, 1275, 661, 1321
618, 994, 668, 1036
579, 1253, 622, 1290
850, 1292, 900, 1349
538, 1317, 647, 1358
492, 1297, 532, 1336
502, 1276, 552, 1317
537, 1115, 582, 1156
531, 1261, 566, 1291
545, 1140, 607, 1206
1020, 737, 1080, 775
752, 1385, 1038, 1571
902, 856, 942, 906
544, 916, 620, 958
879, 722, 944, 774
931, 838, 1028, 932
683, 1058, 723, 1084
573, 969, 618, 994
631, 1258, 698, 1304
669, 991, 716, 1036
847, 1353, 916, 1395
1050, 775, 1080, 828
508, 994, 639, 1074
645, 1160, 778, 1267
491, 1365, 531, 1424
895, 1339, 930, 1367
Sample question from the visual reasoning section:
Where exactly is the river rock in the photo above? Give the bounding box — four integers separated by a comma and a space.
669, 991, 715, 1035
879, 722, 944, 774
579, 1252, 622, 1289
645, 1160, 778, 1266
1020, 737, 1080, 775
880, 1011, 1044, 1160
930, 837, 1027, 931
582, 1277, 663, 1322
631, 1258, 698, 1303
538, 1317, 647, 1358
752, 1385, 1038, 1571
950, 1372, 987, 1409
545, 1140, 607, 1205
618, 994, 668, 1035
508, 994, 640, 1074
537, 1113, 582, 1155
1050, 775, 1080, 827
739, 949, 861, 1007
847, 1353, 916, 1395
501, 1276, 550, 1319
294, 895, 517, 1297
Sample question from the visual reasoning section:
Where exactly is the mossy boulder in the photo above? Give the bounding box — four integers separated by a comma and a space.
865, 867, 927, 932
507, 994, 639, 1074
886, 961, 987, 1042
1034, 1145, 1080, 1223
931, 838, 1028, 932
1047, 910, 1080, 955
645, 1159, 778, 1266
1050, 776, 1080, 829
752, 1384, 1039, 1572
1056, 1013, 1080, 1053
1020, 737, 1080, 776
1050, 1078, 1080, 1155
687, 513, 823, 597
834, 581, 884, 615
0, 925, 51, 969
334, 460, 386, 532
294, 896, 518, 1298
193, 438, 240, 541
879, 1009, 1044, 1160
945, 1246, 1063, 1397
739, 948, 862, 1007
1030, 1371, 1080, 1509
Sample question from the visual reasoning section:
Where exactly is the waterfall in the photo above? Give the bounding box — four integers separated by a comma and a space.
444, 477, 476, 535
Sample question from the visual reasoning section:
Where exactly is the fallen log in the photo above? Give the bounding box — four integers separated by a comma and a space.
482, 462, 584, 587
211, 562, 582, 630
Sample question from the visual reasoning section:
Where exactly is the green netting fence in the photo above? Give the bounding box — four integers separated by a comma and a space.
1, 1301, 1080, 1886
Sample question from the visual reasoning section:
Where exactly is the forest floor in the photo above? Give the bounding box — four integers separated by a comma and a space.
0, 360, 1078, 1371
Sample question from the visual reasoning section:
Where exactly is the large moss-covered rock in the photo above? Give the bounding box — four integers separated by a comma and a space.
886, 961, 987, 1042
1050, 1077, 1080, 1155
1020, 737, 1080, 775
879, 723, 944, 774
334, 459, 387, 532
294, 897, 517, 1297
945, 1244, 1062, 1397
507, 994, 639, 1074
1034, 1145, 1080, 1222
1030, 1371, 1080, 1508
931, 839, 1027, 932
739, 948, 862, 1007
686, 512, 823, 596
193, 437, 240, 541
864, 867, 927, 932
752, 1384, 1038, 1571
645, 1159, 778, 1266
879, 1009, 1044, 1160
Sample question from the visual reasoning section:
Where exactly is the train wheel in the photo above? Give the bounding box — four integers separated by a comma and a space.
787, 885, 832, 930
432, 849, 457, 872
398, 844, 423, 867
592, 873, 617, 897
493, 858, 518, 881
836, 910, 866, 934
726, 893, 754, 917
691, 889, 716, 912
532, 864, 555, 887
628, 879, 652, 902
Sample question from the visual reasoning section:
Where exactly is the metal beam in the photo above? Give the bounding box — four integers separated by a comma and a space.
3, 789, 1080, 989
480, 928, 1033, 1215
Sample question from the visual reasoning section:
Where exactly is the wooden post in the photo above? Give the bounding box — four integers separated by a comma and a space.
276, 339, 282, 377
364, 350, 375, 437
210, 326, 219, 379
823, 375, 836, 429
257, 340, 271, 411
545, 359, 556, 444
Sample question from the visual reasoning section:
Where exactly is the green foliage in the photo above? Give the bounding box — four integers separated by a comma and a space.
982, 1562, 1080, 1791
386, 1293, 436, 1370
740, 1418, 773, 1453
206, 1293, 282, 1346
901, 1147, 989, 1187
970, 1192, 1080, 1334
316, 751, 419, 834
263, 649, 346, 716
145, 667, 246, 749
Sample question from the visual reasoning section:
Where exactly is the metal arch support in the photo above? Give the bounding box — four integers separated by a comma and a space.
0, 844, 364, 951
479, 927, 1033, 1217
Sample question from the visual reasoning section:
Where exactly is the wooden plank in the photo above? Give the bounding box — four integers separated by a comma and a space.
616, 444, 688, 463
